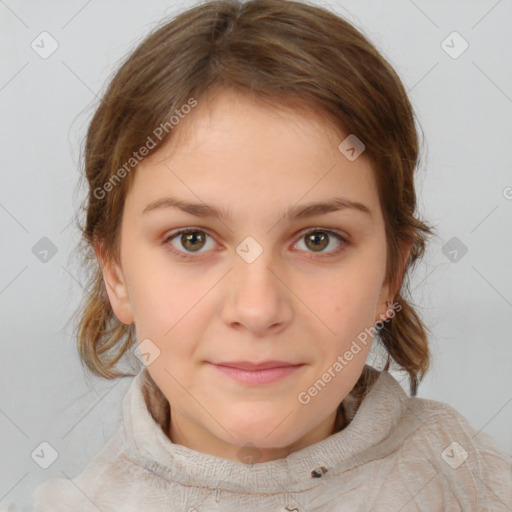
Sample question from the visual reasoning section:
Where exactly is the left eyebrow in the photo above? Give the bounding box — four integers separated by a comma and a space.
285, 197, 372, 220
141, 195, 372, 221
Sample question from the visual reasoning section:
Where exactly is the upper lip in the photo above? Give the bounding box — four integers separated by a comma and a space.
210, 360, 303, 371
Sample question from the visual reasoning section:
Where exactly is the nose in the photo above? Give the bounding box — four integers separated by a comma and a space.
220, 244, 293, 336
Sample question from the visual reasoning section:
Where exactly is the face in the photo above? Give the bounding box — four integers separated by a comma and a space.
98, 90, 395, 462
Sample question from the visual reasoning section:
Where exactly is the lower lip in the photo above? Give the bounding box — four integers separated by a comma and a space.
209, 363, 304, 385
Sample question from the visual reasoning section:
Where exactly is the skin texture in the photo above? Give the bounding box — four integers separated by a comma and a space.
97, 90, 399, 463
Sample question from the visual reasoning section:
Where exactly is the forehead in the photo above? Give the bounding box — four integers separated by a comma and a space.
158, 90, 346, 159
124, 90, 381, 224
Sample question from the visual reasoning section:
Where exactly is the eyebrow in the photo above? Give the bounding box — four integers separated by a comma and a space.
141, 195, 372, 221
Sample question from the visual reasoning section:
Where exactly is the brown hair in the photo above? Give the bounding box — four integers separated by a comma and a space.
72, 0, 435, 395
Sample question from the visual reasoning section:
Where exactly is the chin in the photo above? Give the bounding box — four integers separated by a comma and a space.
221, 417, 306, 450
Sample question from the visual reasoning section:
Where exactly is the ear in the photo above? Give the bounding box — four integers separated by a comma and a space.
374, 240, 413, 323
94, 241, 134, 325
374, 281, 394, 324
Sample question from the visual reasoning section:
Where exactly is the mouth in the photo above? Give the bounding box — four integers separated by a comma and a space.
206, 361, 305, 385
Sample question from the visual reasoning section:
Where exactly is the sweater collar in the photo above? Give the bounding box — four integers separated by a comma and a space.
122, 364, 408, 493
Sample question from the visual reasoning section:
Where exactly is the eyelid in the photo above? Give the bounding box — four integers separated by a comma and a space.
295, 225, 348, 241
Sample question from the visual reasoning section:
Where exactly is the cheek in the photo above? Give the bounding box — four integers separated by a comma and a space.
321, 263, 384, 317
123, 242, 188, 306
127, 262, 217, 359
302, 254, 386, 350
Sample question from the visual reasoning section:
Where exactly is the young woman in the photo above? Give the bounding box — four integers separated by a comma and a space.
22, 0, 512, 510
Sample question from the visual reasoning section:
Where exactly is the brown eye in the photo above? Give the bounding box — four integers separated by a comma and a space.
165, 228, 214, 256
305, 231, 329, 252
164, 227, 347, 261
295, 229, 346, 256
180, 230, 207, 252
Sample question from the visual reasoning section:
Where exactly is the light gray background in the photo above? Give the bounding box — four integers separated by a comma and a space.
1, 0, 511, 509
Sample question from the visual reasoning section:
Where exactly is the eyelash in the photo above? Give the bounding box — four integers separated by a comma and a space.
162, 227, 348, 261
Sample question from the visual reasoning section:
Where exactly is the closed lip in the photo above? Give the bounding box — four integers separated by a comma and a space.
208, 361, 303, 371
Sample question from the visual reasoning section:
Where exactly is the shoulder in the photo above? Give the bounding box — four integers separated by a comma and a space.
32, 369, 172, 510
403, 394, 508, 464
394, 392, 512, 509
31, 426, 141, 511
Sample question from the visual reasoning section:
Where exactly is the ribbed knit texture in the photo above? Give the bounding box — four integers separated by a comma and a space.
24, 366, 512, 511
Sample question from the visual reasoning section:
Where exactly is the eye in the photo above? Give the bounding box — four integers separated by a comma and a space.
163, 227, 348, 260
293, 228, 347, 257
164, 228, 215, 259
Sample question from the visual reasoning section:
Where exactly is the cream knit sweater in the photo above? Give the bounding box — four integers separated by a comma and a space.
18, 366, 512, 510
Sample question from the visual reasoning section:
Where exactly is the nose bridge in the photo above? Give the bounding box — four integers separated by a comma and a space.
222, 234, 290, 332
233, 234, 279, 298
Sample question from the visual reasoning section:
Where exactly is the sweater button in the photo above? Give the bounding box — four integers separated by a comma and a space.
284, 507, 299, 511
310, 465, 328, 478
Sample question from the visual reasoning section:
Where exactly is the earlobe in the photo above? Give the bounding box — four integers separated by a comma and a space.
375, 283, 394, 324
94, 242, 135, 325
374, 240, 412, 324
